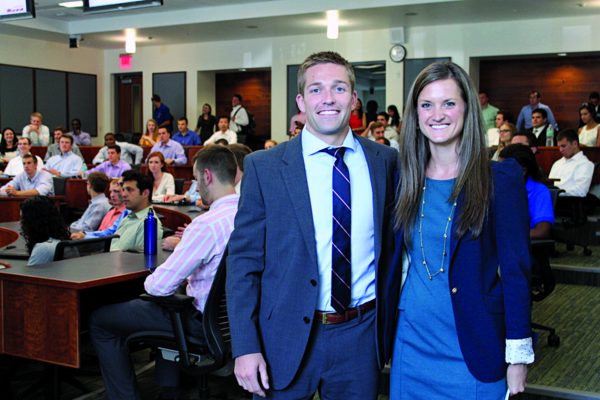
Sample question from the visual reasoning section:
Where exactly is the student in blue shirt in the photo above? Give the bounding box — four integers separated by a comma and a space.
171, 117, 201, 146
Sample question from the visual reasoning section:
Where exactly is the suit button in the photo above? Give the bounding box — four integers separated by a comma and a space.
310, 279, 317, 287
451, 287, 458, 294
303, 316, 310, 324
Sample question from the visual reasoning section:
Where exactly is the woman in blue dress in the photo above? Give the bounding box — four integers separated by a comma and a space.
390, 62, 534, 399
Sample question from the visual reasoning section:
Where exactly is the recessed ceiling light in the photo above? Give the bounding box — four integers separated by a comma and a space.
59, 1, 83, 8
557, 52, 567, 56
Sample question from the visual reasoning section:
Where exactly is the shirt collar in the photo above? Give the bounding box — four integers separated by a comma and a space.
209, 193, 240, 210
301, 127, 356, 157
90, 194, 107, 204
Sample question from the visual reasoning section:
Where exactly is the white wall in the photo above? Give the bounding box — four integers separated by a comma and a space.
0, 33, 106, 144
3, 13, 600, 143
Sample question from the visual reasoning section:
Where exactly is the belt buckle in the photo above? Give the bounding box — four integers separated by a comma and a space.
320, 312, 330, 325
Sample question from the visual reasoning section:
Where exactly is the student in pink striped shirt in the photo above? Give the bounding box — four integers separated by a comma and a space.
89, 145, 240, 400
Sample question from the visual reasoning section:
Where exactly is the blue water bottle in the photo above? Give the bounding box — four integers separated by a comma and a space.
144, 208, 158, 255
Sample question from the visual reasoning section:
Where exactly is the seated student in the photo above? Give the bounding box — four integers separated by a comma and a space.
500, 144, 554, 238
20, 196, 70, 266
171, 117, 201, 146
486, 110, 507, 147
67, 118, 92, 146
146, 151, 175, 202
0, 127, 18, 162
164, 180, 201, 206
45, 127, 83, 161
577, 104, 600, 147
71, 179, 126, 240
511, 131, 539, 154
44, 135, 84, 177
368, 121, 399, 151
149, 127, 187, 166
93, 133, 143, 166
0, 154, 54, 196
70, 172, 111, 233
2, 137, 44, 176
264, 139, 278, 150
89, 145, 239, 400
22, 112, 50, 146
204, 115, 237, 145
109, 170, 163, 252
549, 129, 595, 197
491, 121, 516, 160
228, 143, 252, 194
88, 145, 131, 178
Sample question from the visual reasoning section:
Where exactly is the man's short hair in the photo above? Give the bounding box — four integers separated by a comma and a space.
377, 111, 389, 120
71, 118, 81, 125
60, 134, 74, 145
218, 115, 230, 122
121, 170, 154, 200
53, 126, 67, 134
530, 90, 541, 99
512, 131, 537, 147
589, 91, 600, 101
107, 144, 121, 154
377, 137, 391, 146
370, 122, 384, 133
158, 127, 170, 135
557, 129, 579, 143
479, 90, 489, 97
214, 138, 229, 146
22, 153, 37, 164
87, 172, 110, 193
297, 51, 355, 94
31, 112, 43, 120
532, 108, 547, 119
233, 94, 243, 103
151, 94, 161, 102
104, 132, 115, 139
193, 146, 237, 185
19, 137, 32, 145
228, 143, 252, 173
178, 116, 188, 124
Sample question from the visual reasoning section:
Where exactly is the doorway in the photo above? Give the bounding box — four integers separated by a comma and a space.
114, 73, 143, 142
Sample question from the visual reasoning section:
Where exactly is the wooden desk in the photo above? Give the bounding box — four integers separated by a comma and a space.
0, 196, 66, 222
0, 227, 18, 248
0, 221, 29, 259
0, 250, 169, 368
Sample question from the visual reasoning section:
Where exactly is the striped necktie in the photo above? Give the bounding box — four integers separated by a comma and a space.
322, 147, 351, 314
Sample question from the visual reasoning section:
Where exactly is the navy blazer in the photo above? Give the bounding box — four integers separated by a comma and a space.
387, 159, 532, 382
226, 134, 400, 389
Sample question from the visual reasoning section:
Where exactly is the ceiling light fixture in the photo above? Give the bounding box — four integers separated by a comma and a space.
58, 1, 83, 8
125, 28, 136, 54
327, 10, 339, 39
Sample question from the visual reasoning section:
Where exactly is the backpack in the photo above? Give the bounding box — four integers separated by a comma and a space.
234, 107, 256, 136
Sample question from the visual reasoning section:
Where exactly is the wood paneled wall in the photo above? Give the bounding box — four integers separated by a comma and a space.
215, 70, 271, 141
479, 55, 600, 131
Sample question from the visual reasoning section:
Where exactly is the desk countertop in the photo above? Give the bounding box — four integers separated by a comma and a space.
0, 250, 170, 289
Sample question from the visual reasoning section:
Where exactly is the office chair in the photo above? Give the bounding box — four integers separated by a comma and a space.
174, 178, 185, 195
53, 235, 118, 261
530, 238, 560, 347
126, 249, 232, 400
552, 163, 600, 256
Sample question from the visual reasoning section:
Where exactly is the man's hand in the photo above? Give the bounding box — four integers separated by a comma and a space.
43, 168, 61, 177
507, 364, 527, 395
70, 232, 86, 240
4, 186, 16, 196
161, 236, 180, 251
164, 194, 184, 203
165, 158, 175, 165
234, 353, 270, 397
174, 224, 188, 239
0, 261, 12, 269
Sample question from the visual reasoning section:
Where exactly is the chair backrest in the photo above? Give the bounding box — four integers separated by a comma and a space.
174, 178, 185, 195
53, 235, 118, 261
201, 247, 231, 369
53, 176, 67, 196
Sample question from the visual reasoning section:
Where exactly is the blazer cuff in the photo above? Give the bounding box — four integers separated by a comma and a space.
505, 338, 534, 364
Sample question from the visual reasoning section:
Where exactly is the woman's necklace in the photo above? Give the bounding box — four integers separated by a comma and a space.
418, 183, 457, 280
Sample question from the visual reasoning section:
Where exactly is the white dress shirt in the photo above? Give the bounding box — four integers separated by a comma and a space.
549, 151, 594, 197
302, 129, 375, 312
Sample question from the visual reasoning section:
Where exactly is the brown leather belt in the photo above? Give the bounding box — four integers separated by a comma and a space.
315, 299, 376, 325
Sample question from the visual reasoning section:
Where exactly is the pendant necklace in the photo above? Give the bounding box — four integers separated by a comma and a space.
418, 183, 457, 280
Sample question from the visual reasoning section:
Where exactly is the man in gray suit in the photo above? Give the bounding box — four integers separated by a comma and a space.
227, 51, 400, 399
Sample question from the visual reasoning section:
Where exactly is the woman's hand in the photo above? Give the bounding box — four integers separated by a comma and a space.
507, 363, 527, 395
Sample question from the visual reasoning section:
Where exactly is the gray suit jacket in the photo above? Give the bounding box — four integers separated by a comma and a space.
227, 133, 400, 389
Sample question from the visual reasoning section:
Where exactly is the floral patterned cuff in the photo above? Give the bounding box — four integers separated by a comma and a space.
506, 338, 535, 364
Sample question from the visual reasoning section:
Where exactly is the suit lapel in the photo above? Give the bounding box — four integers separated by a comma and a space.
280, 136, 319, 267
357, 136, 384, 265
